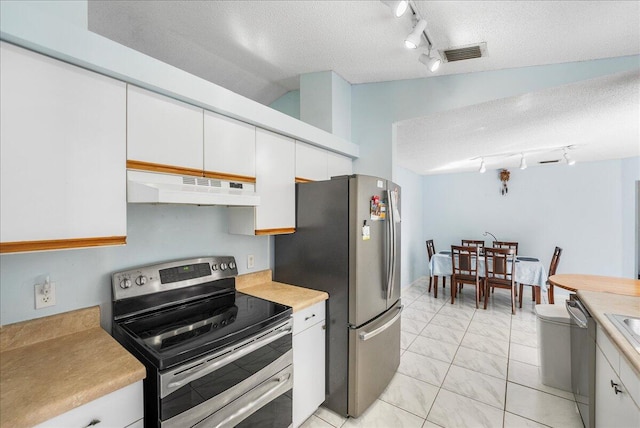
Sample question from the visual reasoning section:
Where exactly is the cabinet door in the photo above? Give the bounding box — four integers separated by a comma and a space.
127, 85, 203, 175
204, 111, 256, 182
296, 141, 328, 182
0, 42, 126, 252
327, 152, 353, 178
293, 320, 326, 428
596, 346, 640, 428
254, 129, 295, 233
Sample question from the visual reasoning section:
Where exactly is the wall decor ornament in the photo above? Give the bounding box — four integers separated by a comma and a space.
500, 169, 510, 195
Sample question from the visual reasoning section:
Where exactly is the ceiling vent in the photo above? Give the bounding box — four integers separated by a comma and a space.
440, 42, 487, 63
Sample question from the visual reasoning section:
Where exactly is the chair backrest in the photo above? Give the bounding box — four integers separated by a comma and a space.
493, 241, 519, 254
549, 246, 562, 276
451, 245, 480, 278
426, 239, 436, 260
461, 239, 484, 249
484, 247, 516, 285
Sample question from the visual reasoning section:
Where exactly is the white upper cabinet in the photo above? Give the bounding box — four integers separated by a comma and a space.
127, 85, 203, 175
296, 141, 328, 182
296, 141, 352, 182
203, 111, 256, 181
228, 129, 295, 235
327, 151, 353, 178
0, 42, 126, 253
255, 129, 295, 232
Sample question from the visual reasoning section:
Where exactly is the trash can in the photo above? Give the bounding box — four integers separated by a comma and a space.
535, 304, 573, 392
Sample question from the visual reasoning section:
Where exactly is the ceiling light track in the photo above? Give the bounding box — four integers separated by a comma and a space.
474, 145, 577, 173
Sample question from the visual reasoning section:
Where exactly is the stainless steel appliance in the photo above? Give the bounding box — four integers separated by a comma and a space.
566, 295, 596, 428
274, 175, 402, 417
111, 256, 293, 428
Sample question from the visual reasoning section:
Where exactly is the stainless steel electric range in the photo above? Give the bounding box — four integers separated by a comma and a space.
111, 256, 293, 428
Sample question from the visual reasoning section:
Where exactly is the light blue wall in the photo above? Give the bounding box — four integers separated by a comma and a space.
395, 167, 427, 285
422, 158, 637, 279
270, 90, 300, 120
621, 157, 640, 277
0, 205, 270, 328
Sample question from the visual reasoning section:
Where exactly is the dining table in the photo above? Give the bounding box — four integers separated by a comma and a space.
429, 251, 548, 304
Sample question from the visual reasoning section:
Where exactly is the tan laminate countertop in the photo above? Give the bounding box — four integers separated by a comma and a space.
236, 270, 328, 312
577, 290, 640, 375
549, 274, 640, 296
0, 306, 146, 428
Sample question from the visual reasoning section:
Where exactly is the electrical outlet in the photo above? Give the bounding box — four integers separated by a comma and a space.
35, 281, 56, 309
247, 254, 255, 269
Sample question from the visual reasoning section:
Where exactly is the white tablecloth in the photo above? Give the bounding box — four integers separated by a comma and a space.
429, 252, 548, 291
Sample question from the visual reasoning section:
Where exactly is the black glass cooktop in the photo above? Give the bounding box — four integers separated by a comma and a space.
113, 291, 291, 370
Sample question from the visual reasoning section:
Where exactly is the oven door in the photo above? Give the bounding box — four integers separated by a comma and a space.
161, 319, 293, 428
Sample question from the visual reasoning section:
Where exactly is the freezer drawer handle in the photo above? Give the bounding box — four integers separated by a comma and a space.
359, 305, 403, 341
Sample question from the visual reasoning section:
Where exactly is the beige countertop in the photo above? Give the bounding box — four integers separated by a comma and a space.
578, 290, 640, 375
0, 306, 146, 428
236, 270, 328, 312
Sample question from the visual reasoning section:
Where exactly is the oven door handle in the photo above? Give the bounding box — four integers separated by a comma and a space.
162, 323, 292, 397
194, 369, 293, 428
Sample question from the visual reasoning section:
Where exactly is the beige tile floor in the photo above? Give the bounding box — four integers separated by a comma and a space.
300, 277, 582, 428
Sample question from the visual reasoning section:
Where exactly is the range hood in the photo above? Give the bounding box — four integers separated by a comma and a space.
128, 170, 260, 206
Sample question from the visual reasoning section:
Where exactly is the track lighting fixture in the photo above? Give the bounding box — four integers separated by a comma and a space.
563, 151, 576, 166
382, 0, 409, 18
519, 154, 527, 170
479, 159, 487, 173
419, 47, 441, 72
404, 19, 427, 49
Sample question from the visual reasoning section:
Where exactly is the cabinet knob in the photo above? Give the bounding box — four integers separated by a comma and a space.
610, 380, 623, 395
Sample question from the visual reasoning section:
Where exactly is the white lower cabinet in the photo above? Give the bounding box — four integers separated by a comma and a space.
34, 381, 143, 428
292, 301, 326, 428
595, 331, 640, 428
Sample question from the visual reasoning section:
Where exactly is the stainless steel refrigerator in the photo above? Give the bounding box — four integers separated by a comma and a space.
274, 174, 402, 418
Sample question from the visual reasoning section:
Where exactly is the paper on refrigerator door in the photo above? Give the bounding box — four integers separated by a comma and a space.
391, 188, 401, 223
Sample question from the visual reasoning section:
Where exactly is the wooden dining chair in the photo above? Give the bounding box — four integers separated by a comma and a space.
545, 246, 563, 304
426, 240, 447, 298
484, 247, 517, 314
492, 241, 519, 255
451, 245, 483, 308
462, 239, 484, 249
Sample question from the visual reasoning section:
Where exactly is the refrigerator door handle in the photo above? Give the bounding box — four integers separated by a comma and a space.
387, 188, 397, 301
359, 305, 403, 341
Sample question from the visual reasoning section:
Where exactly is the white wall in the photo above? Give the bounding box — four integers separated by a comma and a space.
0, 205, 270, 328
423, 158, 636, 277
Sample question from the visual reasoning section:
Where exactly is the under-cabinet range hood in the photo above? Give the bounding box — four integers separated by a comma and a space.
127, 170, 260, 206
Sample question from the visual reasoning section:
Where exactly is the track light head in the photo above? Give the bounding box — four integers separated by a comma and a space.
564, 152, 576, 166
382, 0, 409, 18
479, 159, 487, 173
519, 154, 527, 170
404, 19, 427, 49
419, 52, 441, 72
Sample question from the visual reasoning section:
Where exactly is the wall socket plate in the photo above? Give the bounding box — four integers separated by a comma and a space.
247, 255, 255, 269
35, 282, 56, 309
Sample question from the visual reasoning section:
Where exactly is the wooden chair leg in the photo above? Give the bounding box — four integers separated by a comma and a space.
531, 285, 535, 301
428, 275, 433, 292
434, 276, 438, 298
483, 280, 489, 309
548, 284, 555, 304
511, 286, 516, 315
518, 284, 523, 308
451, 279, 456, 304
534, 286, 541, 304
443, 277, 446, 288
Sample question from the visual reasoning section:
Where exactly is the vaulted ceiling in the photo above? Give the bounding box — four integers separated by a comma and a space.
88, 1, 640, 174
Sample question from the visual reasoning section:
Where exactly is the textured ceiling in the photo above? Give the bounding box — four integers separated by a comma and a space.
87, 1, 640, 174
397, 70, 640, 174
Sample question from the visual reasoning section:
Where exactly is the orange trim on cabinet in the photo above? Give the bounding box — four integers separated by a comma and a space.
295, 177, 314, 183
0, 236, 127, 253
255, 228, 296, 236
203, 171, 256, 183
126, 160, 203, 177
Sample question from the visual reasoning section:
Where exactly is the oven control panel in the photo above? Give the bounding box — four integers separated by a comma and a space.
112, 256, 238, 301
